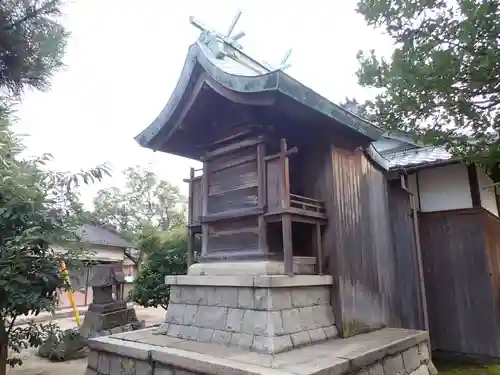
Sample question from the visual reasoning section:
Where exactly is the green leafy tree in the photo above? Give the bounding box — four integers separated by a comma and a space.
0, 114, 110, 374
91, 166, 187, 266
356, 0, 500, 171
0, 0, 68, 95
129, 228, 191, 310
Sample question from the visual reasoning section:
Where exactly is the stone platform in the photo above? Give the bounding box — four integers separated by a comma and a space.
86, 327, 436, 375
156, 274, 337, 354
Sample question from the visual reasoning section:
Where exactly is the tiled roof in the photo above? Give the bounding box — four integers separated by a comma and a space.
76, 224, 135, 249
382, 146, 453, 169
370, 134, 455, 170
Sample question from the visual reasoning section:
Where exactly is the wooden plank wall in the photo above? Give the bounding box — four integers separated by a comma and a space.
419, 209, 500, 359
207, 146, 258, 214
387, 181, 425, 330
204, 143, 260, 256
483, 210, 500, 350
329, 147, 399, 337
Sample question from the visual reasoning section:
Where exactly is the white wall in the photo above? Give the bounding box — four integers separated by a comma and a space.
416, 164, 473, 213
477, 168, 499, 216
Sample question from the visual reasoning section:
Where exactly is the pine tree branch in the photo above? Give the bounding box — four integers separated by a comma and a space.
2, 1, 58, 32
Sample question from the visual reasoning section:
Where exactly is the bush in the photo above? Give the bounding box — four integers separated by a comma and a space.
129, 228, 191, 310
37, 327, 86, 362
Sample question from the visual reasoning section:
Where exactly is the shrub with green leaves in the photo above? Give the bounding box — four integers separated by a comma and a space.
129, 228, 193, 310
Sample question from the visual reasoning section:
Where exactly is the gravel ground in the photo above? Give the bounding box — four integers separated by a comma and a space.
6, 307, 165, 375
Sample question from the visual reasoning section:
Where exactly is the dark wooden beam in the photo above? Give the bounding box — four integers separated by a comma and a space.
263, 146, 298, 161
282, 214, 293, 276
187, 167, 195, 267
315, 222, 323, 275
467, 164, 481, 207
257, 142, 269, 254
201, 160, 209, 256
200, 207, 265, 223
205, 136, 263, 160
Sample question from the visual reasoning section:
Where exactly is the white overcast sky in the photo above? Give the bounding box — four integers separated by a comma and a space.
13, 0, 393, 207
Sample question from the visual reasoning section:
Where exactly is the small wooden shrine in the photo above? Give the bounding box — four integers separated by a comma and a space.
183, 135, 328, 275
135, 13, 402, 342
136, 26, 382, 284
81, 13, 437, 375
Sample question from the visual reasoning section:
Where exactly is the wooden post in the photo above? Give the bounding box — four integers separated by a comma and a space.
257, 142, 269, 253
187, 167, 195, 266
187, 167, 195, 225
282, 214, 293, 276
278, 139, 293, 275
201, 159, 209, 256
316, 222, 323, 275
187, 228, 194, 268
84, 266, 90, 306
279, 138, 290, 209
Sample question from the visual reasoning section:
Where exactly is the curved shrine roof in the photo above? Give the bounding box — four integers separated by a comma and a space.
134, 37, 384, 155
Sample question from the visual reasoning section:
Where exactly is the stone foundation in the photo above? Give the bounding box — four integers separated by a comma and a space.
85, 327, 437, 375
156, 274, 337, 354
187, 258, 317, 276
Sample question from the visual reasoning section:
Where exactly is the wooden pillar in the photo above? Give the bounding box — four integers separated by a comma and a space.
257, 142, 269, 254
282, 214, 293, 276
279, 138, 290, 209
201, 158, 209, 256
315, 222, 323, 275
187, 167, 195, 226
187, 167, 195, 267
187, 228, 194, 268
279, 139, 293, 275
84, 266, 90, 306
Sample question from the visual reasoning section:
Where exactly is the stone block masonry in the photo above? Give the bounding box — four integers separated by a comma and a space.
85, 327, 437, 375
156, 275, 338, 354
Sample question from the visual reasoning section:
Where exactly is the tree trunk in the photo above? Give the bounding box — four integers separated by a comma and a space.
0, 340, 7, 375
0, 319, 7, 375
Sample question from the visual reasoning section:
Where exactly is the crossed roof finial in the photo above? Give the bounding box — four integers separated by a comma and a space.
189, 10, 292, 72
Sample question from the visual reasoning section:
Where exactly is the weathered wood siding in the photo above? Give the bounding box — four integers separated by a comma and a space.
328, 148, 398, 336
206, 217, 259, 254
206, 146, 258, 214
299, 144, 400, 336
420, 208, 500, 359
387, 181, 424, 330
202, 141, 260, 258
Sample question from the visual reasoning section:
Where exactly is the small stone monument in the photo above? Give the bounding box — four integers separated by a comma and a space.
80, 264, 144, 338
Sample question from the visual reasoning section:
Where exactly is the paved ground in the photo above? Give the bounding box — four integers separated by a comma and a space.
6, 306, 165, 375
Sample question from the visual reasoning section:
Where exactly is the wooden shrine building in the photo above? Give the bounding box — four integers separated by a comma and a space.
134, 24, 406, 338
133, 13, 500, 364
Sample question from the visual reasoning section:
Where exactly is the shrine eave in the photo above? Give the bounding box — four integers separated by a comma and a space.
134, 42, 384, 153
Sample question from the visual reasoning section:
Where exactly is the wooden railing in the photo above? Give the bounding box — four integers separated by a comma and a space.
289, 194, 326, 214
